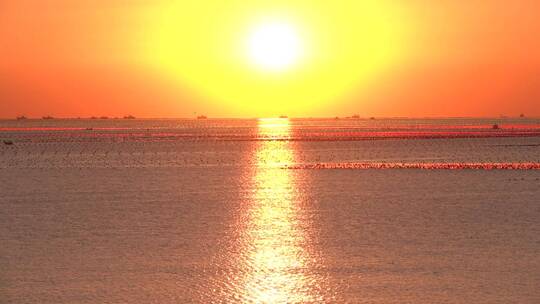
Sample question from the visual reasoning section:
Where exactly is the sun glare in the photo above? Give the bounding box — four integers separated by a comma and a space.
246, 22, 303, 72
149, 1, 411, 116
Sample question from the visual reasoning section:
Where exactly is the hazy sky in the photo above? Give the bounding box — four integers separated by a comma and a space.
1, 0, 539, 118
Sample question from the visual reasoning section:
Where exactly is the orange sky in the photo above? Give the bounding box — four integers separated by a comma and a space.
1, 0, 539, 118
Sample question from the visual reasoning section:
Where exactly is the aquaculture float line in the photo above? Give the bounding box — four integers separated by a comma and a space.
286, 162, 540, 170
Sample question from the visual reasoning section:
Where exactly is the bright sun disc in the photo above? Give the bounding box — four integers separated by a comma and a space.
247, 22, 302, 72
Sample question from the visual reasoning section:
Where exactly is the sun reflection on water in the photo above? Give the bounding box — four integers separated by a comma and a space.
238, 118, 320, 303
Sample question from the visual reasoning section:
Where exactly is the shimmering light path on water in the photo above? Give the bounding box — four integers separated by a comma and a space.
238, 118, 321, 302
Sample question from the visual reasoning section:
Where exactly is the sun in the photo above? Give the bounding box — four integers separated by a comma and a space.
246, 21, 303, 72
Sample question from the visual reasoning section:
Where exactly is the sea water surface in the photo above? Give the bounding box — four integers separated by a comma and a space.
0, 118, 539, 303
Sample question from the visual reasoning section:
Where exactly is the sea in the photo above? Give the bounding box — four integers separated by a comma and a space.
0, 118, 539, 303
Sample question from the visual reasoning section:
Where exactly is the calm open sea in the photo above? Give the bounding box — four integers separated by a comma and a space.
1, 118, 539, 303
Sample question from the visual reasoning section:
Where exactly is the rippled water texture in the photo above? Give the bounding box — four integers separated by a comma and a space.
1, 118, 539, 303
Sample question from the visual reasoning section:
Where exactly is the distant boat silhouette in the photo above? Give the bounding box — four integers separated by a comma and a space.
197, 115, 207, 119
3, 140, 14, 145
520, 113, 525, 118
100, 116, 109, 119
123, 115, 136, 119
16, 115, 27, 120
42, 115, 54, 120
279, 115, 288, 119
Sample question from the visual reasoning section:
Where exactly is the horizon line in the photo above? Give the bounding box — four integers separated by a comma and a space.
1, 115, 539, 120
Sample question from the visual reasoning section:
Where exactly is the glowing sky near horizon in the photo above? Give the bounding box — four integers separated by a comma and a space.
0, 0, 539, 118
